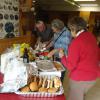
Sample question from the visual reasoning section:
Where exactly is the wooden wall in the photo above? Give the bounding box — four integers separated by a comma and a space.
19, 11, 35, 35
19, 0, 35, 35
88, 12, 100, 33
0, 34, 36, 54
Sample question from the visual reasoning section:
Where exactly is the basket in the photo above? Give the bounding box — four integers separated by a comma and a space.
15, 87, 64, 97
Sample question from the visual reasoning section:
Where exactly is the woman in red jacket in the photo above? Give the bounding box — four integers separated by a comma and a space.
59, 17, 99, 100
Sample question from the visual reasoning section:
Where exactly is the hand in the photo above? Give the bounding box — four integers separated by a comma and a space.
59, 49, 64, 58
47, 49, 57, 58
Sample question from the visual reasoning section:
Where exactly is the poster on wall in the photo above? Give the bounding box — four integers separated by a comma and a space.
0, 0, 19, 39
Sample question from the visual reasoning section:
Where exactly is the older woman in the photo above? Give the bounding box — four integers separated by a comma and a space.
59, 17, 99, 100
47, 19, 72, 60
45, 19, 72, 82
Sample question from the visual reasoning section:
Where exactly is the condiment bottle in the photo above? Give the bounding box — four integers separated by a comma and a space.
23, 48, 29, 63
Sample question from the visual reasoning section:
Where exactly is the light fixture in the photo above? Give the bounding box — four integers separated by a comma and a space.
74, 0, 96, 1
33, 0, 36, 3
64, 0, 80, 8
80, 4, 98, 7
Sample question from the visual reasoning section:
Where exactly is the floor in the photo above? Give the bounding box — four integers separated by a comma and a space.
63, 71, 100, 100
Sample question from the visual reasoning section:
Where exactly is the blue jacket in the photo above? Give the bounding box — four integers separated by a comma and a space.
53, 27, 72, 56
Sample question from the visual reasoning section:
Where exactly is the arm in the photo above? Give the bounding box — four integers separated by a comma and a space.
61, 41, 80, 71
42, 37, 54, 50
46, 41, 53, 49
34, 37, 41, 50
47, 49, 58, 58
59, 49, 68, 67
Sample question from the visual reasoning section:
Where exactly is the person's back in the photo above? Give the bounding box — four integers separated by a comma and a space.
69, 31, 98, 81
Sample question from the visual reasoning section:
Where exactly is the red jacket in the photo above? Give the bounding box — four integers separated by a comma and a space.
61, 31, 99, 81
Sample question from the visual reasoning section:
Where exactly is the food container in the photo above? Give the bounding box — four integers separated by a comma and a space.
15, 75, 64, 97
39, 61, 66, 79
53, 61, 65, 72
15, 87, 64, 97
53, 61, 66, 82
36, 60, 57, 72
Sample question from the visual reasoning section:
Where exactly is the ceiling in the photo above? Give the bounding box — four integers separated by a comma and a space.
37, 0, 100, 11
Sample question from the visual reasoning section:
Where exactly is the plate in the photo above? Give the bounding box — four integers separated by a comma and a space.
15, 15, 19, 20
5, 22, 14, 33
4, 14, 9, 20
0, 13, 3, 20
10, 14, 14, 20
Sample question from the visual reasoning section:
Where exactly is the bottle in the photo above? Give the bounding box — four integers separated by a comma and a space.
23, 48, 29, 63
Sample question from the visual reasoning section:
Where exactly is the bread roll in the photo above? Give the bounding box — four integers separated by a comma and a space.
20, 86, 30, 92
39, 87, 48, 92
29, 82, 38, 92
54, 77, 62, 88
48, 88, 58, 93
48, 80, 58, 93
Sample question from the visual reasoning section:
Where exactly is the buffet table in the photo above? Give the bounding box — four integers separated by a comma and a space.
0, 41, 66, 100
